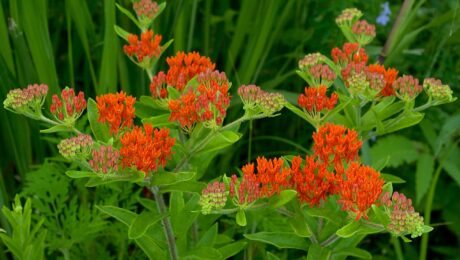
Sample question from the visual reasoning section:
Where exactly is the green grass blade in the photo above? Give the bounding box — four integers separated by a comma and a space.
99, 0, 118, 94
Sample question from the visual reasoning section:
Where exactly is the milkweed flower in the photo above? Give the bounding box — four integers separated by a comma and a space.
298, 85, 338, 115
230, 171, 261, 205
250, 157, 291, 197
291, 156, 333, 207
120, 124, 175, 174
423, 78, 455, 103
89, 145, 120, 174
312, 123, 362, 174
169, 70, 231, 131
4, 84, 48, 115
133, 0, 159, 19
342, 63, 385, 98
165, 51, 216, 91
380, 192, 425, 238
96, 92, 136, 135
309, 64, 337, 87
331, 42, 368, 67
50, 87, 86, 122
123, 30, 162, 63
352, 20, 376, 45
57, 134, 93, 160
149, 71, 168, 99
337, 162, 384, 220
199, 181, 227, 214
368, 64, 399, 96
392, 75, 422, 102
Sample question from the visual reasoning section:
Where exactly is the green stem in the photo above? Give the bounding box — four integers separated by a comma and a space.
392, 236, 404, 260
151, 186, 179, 260
320, 233, 339, 247
248, 119, 253, 162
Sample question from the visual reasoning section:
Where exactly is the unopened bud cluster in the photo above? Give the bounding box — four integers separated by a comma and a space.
298, 53, 325, 72
238, 85, 285, 116
4, 84, 48, 114
57, 134, 93, 160
133, 0, 159, 19
352, 20, 376, 45
309, 64, 337, 86
50, 87, 86, 122
199, 181, 227, 214
335, 8, 362, 26
229, 174, 261, 205
423, 78, 454, 102
380, 192, 425, 238
89, 145, 120, 174
392, 75, 423, 102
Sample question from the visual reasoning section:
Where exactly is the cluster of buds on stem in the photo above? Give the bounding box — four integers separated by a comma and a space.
342, 62, 386, 99
392, 75, 423, 102
380, 192, 426, 238
423, 78, 455, 104
335, 8, 375, 46
4, 84, 48, 117
123, 30, 162, 66
352, 20, 376, 45
298, 85, 338, 120
57, 134, 93, 160
89, 145, 120, 174
199, 181, 227, 214
133, 0, 159, 20
237, 85, 285, 117
50, 87, 86, 123
298, 53, 325, 72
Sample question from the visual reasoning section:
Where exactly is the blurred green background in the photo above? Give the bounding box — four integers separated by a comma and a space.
0, 0, 459, 259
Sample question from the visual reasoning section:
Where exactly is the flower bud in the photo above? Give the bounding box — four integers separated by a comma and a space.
335, 8, 363, 27
199, 181, 227, 214
57, 134, 93, 160
423, 78, 454, 103
4, 84, 48, 114
392, 75, 422, 102
89, 145, 120, 174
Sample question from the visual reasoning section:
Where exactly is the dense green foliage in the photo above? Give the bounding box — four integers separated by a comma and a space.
0, 0, 459, 259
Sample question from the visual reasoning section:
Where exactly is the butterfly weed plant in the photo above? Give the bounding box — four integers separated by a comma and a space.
1, 2, 456, 260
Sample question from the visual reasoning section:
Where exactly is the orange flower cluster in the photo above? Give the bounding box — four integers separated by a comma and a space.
312, 123, 362, 174
225, 123, 383, 219
337, 162, 384, 220
96, 92, 136, 135
331, 43, 368, 66
368, 64, 399, 96
168, 70, 231, 131
149, 51, 216, 98
123, 30, 162, 62
291, 156, 333, 206
165, 51, 215, 91
120, 124, 175, 174
298, 86, 338, 114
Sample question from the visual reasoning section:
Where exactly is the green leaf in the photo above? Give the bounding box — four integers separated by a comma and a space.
416, 153, 434, 205
244, 232, 308, 250
115, 3, 142, 29
333, 247, 372, 259
236, 210, 246, 226
269, 189, 297, 208
39, 124, 74, 133
65, 170, 95, 179
267, 251, 281, 260
381, 174, 406, 184
135, 235, 166, 259
159, 180, 206, 193
85, 171, 144, 187
290, 213, 312, 238
184, 247, 222, 260
139, 96, 169, 111
371, 205, 389, 227
336, 220, 384, 238
307, 244, 331, 260
128, 211, 163, 239
96, 205, 137, 226
435, 114, 460, 156
99, 0, 118, 94
142, 114, 174, 128
167, 86, 181, 99
284, 102, 315, 126
218, 241, 247, 259
195, 131, 242, 156
113, 25, 129, 41
371, 135, 418, 167
196, 223, 218, 248
383, 111, 424, 134
305, 197, 343, 224
87, 98, 110, 142
151, 171, 196, 186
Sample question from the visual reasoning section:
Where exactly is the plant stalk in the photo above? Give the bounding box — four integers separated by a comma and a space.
151, 186, 179, 260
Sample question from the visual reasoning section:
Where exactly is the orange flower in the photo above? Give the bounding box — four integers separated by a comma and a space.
337, 162, 384, 220
123, 30, 162, 62
120, 124, 175, 174
331, 42, 368, 66
165, 51, 215, 91
312, 123, 362, 174
96, 92, 136, 135
298, 85, 338, 114
368, 64, 399, 96
169, 70, 231, 130
254, 157, 291, 197
290, 156, 334, 206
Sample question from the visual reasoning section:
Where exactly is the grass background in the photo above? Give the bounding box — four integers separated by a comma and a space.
0, 0, 459, 258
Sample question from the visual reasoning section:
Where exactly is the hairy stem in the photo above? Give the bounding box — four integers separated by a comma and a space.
392, 236, 404, 260
151, 186, 179, 260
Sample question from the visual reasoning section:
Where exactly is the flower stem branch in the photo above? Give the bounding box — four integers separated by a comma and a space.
151, 186, 179, 260
320, 233, 339, 247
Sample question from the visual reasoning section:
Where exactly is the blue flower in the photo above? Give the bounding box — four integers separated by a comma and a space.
376, 2, 391, 26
